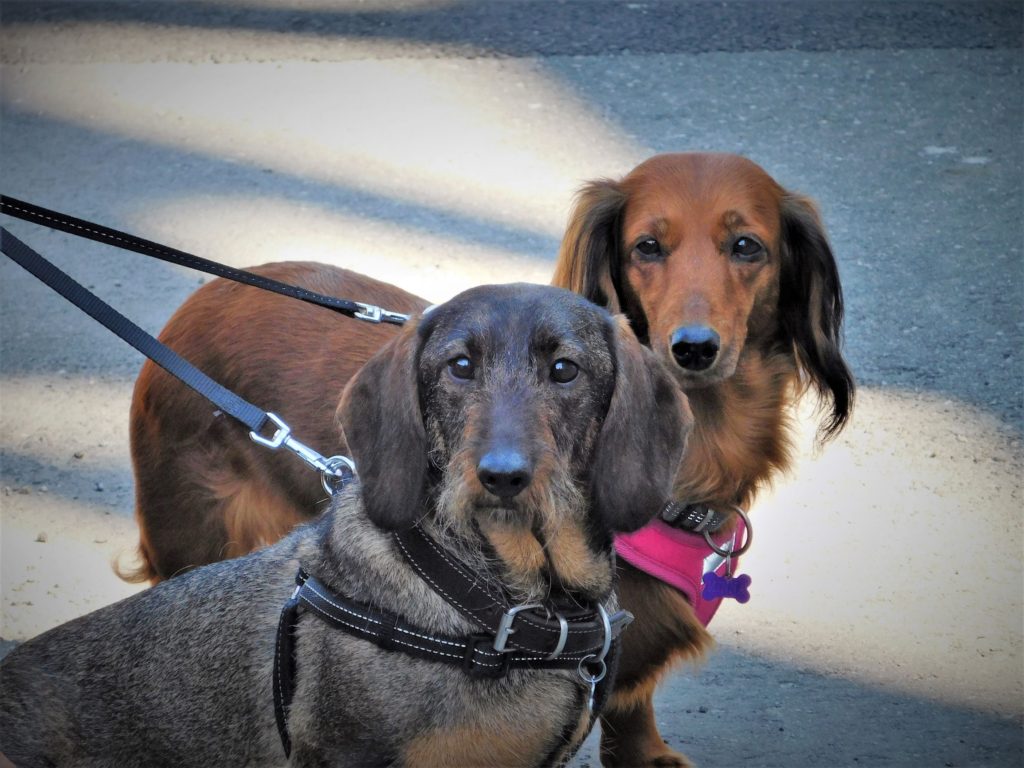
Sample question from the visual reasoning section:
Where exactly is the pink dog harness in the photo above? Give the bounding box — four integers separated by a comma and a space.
615, 512, 749, 627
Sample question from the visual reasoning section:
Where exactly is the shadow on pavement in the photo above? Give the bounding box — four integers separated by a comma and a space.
571, 644, 1023, 767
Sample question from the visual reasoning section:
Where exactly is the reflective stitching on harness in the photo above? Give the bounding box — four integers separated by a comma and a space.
274, 599, 292, 721
395, 534, 484, 625
303, 580, 498, 655
302, 588, 588, 665
416, 529, 597, 637
300, 600, 502, 667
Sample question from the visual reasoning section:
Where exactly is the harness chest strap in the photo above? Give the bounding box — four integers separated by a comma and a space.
392, 524, 630, 657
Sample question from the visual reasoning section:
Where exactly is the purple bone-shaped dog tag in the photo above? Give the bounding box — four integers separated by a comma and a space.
702, 571, 752, 603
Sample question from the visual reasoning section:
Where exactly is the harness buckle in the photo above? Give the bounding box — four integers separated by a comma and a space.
493, 603, 543, 653
463, 633, 511, 678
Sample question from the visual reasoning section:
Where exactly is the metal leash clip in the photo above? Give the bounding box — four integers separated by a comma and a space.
250, 413, 356, 495
354, 302, 410, 326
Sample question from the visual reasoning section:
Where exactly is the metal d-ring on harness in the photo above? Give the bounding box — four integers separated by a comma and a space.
577, 603, 613, 714
0, 196, 413, 492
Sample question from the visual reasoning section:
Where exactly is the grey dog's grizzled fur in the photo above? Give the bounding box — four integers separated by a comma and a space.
0, 283, 687, 767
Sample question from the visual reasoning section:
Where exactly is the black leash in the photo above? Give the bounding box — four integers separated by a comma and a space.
0, 225, 354, 485
0, 195, 409, 325
0, 196, 418, 481
1, 227, 269, 433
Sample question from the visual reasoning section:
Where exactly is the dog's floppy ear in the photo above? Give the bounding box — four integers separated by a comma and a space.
779, 194, 856, 443
552, 179, 628, 313
590, 316, 689, 533
337, 320, 428, 530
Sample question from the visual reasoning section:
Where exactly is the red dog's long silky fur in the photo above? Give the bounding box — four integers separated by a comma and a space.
125, 153, 853, 767
552, 152, 854, 767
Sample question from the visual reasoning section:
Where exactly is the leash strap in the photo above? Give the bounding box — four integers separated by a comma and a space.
0, 226, 270, 434
272, 567, 618, 757
0, 195, 408, 325
0, 227, 354, 483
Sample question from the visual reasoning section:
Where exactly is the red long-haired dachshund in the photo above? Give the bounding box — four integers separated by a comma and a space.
124, 153, 853, 766
552, 152, 854, 766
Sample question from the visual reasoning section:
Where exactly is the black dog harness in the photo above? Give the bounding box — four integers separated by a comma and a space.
273, 523, 631, 757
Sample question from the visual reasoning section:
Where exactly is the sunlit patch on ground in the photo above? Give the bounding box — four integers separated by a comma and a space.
130, 195, 555, 303
714, 388, 1022, 715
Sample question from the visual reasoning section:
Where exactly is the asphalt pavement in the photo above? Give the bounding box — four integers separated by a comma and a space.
1, 2, 1021, 766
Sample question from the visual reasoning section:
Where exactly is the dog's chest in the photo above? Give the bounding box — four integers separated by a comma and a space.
287, 626, 588, 767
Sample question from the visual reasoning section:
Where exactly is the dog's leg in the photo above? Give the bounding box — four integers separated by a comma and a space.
601, 563, 711, 767
600, 693, 695, 768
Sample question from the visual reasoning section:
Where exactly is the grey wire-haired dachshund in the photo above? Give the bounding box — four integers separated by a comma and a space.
0, 283, 689, 767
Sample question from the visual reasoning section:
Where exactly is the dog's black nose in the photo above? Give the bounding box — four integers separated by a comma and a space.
477, 450, 532, 499
671, 325, 720, 371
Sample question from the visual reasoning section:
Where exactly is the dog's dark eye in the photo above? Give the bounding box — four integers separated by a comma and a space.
448, 356, 475, 381
732, 236, 765, 262
550, 359, 579, 384
633, 238, 662, 261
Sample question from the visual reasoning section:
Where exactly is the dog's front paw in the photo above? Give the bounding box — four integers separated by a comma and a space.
644, 743, 696, 768
602, 737, 696, 768
651, 750, 696, 768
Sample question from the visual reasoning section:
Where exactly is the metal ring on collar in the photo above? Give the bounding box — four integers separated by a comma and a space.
573, 604, 613, 686
321, 455, 356, 496
576, 654, 608, 685
702, 505, 753, 558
